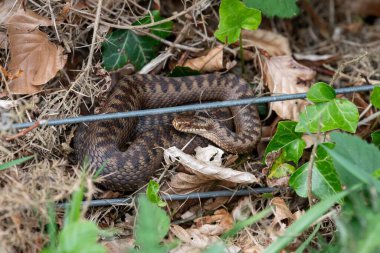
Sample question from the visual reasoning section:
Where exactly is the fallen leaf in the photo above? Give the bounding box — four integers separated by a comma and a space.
183, 45, 224, 72
164, 146, 258, 185
350, 0, 380, 16
264, 55, 316, 121
170, 224, 220, 250
194, 209, 234, 235
0, 32, 7, 49
242, 29, 291, 56
6, 9, 67, 94
195, 145, 224, 166
271, 197, 295, 222
231, 196, 253, 221
0, 0, 22, 24
0, 99, 18, 110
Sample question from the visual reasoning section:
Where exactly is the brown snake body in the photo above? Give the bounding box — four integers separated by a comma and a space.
74, 73, 261, 191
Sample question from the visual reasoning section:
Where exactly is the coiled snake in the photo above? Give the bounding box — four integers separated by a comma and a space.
74, 73, 261, 191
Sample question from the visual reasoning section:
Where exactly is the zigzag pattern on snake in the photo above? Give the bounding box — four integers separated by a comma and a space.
73, 73, 261, 191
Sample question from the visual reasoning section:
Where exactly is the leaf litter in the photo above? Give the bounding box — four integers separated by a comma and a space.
0, 0, 379, 252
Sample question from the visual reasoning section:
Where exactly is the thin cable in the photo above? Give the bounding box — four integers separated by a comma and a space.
56, 187, 277, 208
8, 84, 376, 130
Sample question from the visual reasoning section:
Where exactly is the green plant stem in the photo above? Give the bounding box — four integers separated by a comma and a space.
239, 33, 245, 74
307, 140, 318, 206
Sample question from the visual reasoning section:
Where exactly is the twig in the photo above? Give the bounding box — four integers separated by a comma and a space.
85, 0, 104, 79
306, 135, 319, 207
329, 52, 368, 85
358, 111, 380, 126
5, 121, 41, 141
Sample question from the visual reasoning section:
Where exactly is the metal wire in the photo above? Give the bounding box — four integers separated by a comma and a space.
9, 84, 376, 130
56, 187, 277, 208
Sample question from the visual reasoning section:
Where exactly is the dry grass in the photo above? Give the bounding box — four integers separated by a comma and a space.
0, 0, 379, 252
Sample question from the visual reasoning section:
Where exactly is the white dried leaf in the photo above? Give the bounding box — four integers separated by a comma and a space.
164, 146, 257, 184
194, 145, 224, 166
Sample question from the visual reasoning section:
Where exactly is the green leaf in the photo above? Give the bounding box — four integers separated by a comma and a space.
325, 132, 380, 191
264, 121, 306, 164
289, 143, 342, 200
102, 10, 173, 71
371, 130, 380, 148
0, 155, 34, 170
146, 180, 166, 207
243, 0, 300, 18
263, 188, 354, 253
221, 208, 272, 239
215, 0, 261, 44
169, 66, 201, 77
133, 195, 172, 253
55, 221, 106, 253
307, 82, 336, 103
268, 154, 296, 179
295, 99, 359, 133
370, 86, 380, 109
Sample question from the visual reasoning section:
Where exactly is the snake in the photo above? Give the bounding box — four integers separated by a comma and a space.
73, 73, 261, 191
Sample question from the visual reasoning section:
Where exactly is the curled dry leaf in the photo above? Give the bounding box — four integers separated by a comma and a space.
231, 196, 253, 221
264, 55, 316, 120
170, 224, 221, 250
242, 29, 291, 57
268, 197, 295, 240
164, 146, 258, 184
182, 45, 224, 72
194, 209, 234, 235
6, 9, 67, 94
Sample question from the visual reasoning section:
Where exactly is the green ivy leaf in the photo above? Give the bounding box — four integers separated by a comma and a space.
169, 66, 200, 77
289, 143, 342, 200
243, 0, 300, 18
268, 157, 295, 179
370, 86, 380, 109
102, 10, 173, 71
371, 130, 380, 148
214, 0, 261, 44
307, 82, 336, 103
325, 132, 380, 191
295, 99, 359, 133
146, 180, 166, 207
132, 195, 173, 253
264, 121, 306, 164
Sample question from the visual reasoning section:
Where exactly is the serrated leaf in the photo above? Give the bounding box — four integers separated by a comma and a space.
371, 130, 380, 148
295, 99, 359, 133
146, 180, 166, 207
325, 132, 380, 191
133, 195, 171, 253
102, 10, 172, 71
289, 143, 342, 200
307, 82, 336, 103
215, 0, 261, 44
243, 0, 300, 18
370, 86, 380, 109
54, 221, 105, 253
265, 121, 306, 164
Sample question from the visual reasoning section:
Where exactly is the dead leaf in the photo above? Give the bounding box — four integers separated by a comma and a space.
164, 146, 258, 184
232, 197, 253, 221
6, 9, 67, 94
271, 197, 295, 222
194, 209, 234, 235
170, 224, 221, 249
242, 29, 291, 56
183, 45, 224, 72
0, 32, 7, 49
0, 0, 22, 24
350, 0, 380, 16
264, 55, 316, 120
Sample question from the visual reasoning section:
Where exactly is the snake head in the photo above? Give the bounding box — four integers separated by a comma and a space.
172, 115, 214, 134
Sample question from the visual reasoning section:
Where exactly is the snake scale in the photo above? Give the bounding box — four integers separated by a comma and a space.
74, 73, 261, 191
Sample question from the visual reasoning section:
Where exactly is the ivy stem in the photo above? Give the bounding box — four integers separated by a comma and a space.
307, 135, 319, 206
239, 33, 245, 74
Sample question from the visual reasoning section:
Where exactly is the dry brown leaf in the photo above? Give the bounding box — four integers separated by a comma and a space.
242, 29, 291, 57
271, 197, 295, 222
0, 32, 7, 49
183, 45, 224, 72
0, 0, 23, 24
6, 9, 67, 94
170, 224, 220, 250
350, 0, 380, 16
264, 55, 316, 120
232, 196, 253, 221
194, 209, 234, 235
